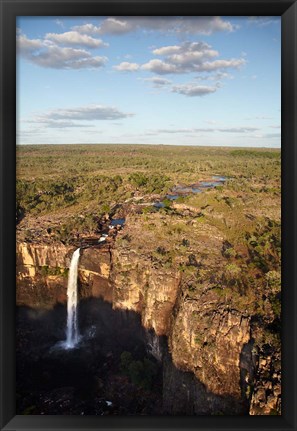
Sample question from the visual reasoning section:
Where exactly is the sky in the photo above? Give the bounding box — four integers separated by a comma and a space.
16, 16, 281, 147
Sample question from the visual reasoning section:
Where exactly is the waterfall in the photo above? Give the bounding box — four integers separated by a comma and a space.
65, 248, 80, 349
146, 330, 163, 362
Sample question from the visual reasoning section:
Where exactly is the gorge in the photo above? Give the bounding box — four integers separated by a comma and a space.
16, 144, 281, 416
16, 225, 281, 416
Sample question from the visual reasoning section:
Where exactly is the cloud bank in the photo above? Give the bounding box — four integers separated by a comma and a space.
114, 41, 246, 76
147, 126, 260, 134
73, 16, 236, 36
17, 32, 108, 69
26, 104, 134, 128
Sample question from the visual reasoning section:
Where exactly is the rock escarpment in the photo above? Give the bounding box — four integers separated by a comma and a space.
16, 212, 281, 415
110, 238, 251, 414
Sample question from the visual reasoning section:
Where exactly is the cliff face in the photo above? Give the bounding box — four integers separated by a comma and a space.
110, 242, 251, 414
248, 326, 281, 415
169, 293, 251, 399
111, 248, 181, 336
16, 243, 112, 308
16, 234, 281, 415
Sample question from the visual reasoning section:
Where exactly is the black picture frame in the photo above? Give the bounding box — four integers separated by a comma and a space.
1, 1, 296, 430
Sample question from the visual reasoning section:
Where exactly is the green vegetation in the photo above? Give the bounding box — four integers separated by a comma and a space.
16, 174, 126, 220
128, 172, 171, 193
40, 266, 69, 277
230, 149, 280, 159
16, 144, 280, 226
246, 219, 281, 273
120, 351, 158, 390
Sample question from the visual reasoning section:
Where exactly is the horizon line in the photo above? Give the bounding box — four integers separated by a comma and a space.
16, 143, 281, 149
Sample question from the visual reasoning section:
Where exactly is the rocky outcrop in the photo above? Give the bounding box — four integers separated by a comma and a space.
248, 330, 281, 415
16, 242, 112, 308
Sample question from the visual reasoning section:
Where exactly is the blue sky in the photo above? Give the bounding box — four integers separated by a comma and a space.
16, 16, 281, 147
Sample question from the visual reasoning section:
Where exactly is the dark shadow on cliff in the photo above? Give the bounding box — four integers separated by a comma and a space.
17, 297, 248, 416
239, 339, 255, 413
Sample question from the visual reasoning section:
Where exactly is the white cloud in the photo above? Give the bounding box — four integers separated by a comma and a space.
141, 59, 178, 74
248, 17, 280, 27
195, 58, 246, 72
171, 83, 217, 96
152, 45, 181, 56
217, 127, 259, 133
147, 126, 260, 134
72, 23, 100, 34
72, 18, 134, 35
177, 16, 237, 34
27, 104, 134, 128
154, 41, 218, 63
115, 41, 245, 76
113, 62, 140, 71
45, 31, 108, 48
150, 127, 215, 134
28, 46, 107, 69
195, 71, 233, 81
143, 76, 172, 87
17, 33, 107, 69
98, 17, 134, 34
113, 40, 245, 100
42, 120, 95, 129
169, 49, 218, 66
76, 16, 237, 36
17, 34, 43, 52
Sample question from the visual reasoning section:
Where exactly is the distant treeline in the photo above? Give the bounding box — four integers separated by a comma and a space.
231, 149, 280, 159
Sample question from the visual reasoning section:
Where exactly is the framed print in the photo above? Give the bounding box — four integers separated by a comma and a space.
1, 1, 296, 430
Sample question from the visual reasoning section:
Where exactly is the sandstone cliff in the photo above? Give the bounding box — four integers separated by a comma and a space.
16, 211, 281, 415
16, 242, 112, 308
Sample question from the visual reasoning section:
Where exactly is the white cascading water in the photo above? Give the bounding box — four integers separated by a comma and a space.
65, 248, 80, 349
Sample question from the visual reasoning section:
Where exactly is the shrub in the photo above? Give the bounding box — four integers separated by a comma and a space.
119, 351, 158, 390
128, 172, 148, 188
246, 219, 281, 273
224, 263, 242, 286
